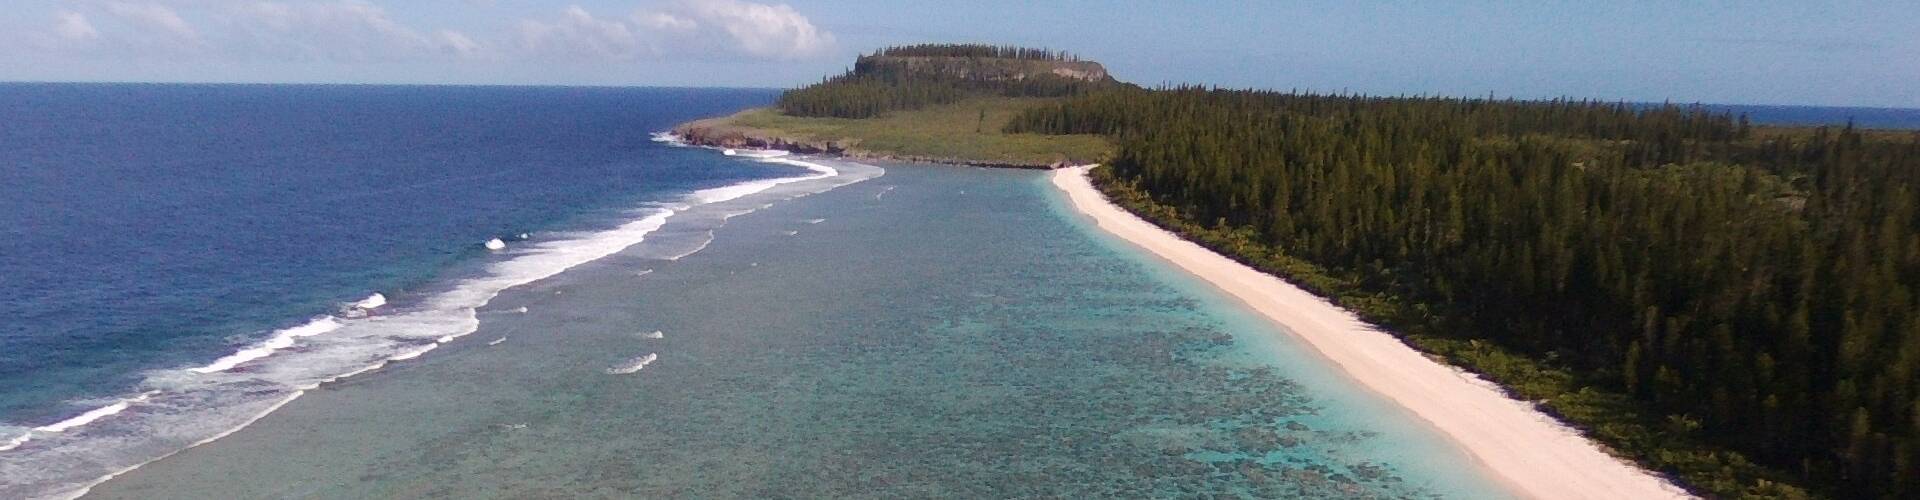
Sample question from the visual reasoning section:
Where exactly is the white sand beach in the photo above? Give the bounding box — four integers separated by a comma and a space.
1052, 165, 1690, 500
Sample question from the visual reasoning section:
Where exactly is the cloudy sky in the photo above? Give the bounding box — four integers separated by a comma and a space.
2, 1, 1916, 107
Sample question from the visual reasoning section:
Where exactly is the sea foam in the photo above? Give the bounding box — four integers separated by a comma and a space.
188, 317, 343, 374
386, 344, 438, 362
353, 293, 387, 310
34, 392, 155, 434
606, 353, 659, 374
0, 430, 28, 452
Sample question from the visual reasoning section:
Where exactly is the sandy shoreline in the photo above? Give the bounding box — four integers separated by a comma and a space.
1051, 165, 1689, 500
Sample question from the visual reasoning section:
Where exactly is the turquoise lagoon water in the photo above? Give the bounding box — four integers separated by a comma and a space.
82, 160, 1513, 499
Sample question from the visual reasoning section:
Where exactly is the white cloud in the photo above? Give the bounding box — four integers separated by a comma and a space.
635, 12, 697, 32
224, 1, 478, 62
675, 0, 832, 59
35, 5, 202, 55
105, 2, 200, 43
53, 12, 100, 42
436, 30, 482, 58
517, 5, 646, 60
23, 0, 833, 65
518, 1, 836, 61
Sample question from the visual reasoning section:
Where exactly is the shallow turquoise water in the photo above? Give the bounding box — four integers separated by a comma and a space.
85, 161, 1513, 499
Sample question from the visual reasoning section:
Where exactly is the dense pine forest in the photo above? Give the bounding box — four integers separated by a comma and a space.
776, 44, 1119, 119
1008, 87, 1920, 498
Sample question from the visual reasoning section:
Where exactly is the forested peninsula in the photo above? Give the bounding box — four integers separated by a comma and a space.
674, 44, 1920, 499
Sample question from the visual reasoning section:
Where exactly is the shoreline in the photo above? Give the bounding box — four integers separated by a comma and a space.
670, 110, 1081, 170
1050, 165, 1691, 500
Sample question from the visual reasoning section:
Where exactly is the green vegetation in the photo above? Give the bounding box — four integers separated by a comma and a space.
679, 44, 1117, 166
777, 43, 1119, 118
1010, 86, 1920, 499
685, 97, 1109, 166
684, 43, 1920, 497
874, 44, 1085, 60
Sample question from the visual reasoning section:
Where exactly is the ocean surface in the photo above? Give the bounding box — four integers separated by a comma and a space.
72, 160, 1514, 499
0, 83, 1527, 498
33, 87, 1915, 498
1658, 102, 1920, 130
0, 84, 784, 421
11, 85, 1906, 498
0, 84, 836, 496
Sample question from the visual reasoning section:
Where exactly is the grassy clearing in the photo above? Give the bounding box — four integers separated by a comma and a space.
715, 97, 1111, 165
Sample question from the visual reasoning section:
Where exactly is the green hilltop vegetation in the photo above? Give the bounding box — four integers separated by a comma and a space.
679, 45, 1920, 498
775, 44, 1116, 119
682, 99, 1110, 167
672, 43, 1120, 166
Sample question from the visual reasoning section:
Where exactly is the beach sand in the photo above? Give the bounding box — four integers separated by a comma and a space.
1052, 165, 1690, 500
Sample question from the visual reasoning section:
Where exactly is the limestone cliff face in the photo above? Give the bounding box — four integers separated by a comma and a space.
853, 55, 1113, 83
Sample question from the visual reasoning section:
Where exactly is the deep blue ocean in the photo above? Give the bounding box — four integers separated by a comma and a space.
0, 84, 788, 426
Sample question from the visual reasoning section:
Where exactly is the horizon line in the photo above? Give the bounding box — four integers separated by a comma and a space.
4, 79, 1918, 112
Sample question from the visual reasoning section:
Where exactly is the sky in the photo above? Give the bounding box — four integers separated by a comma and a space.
1, 1, 1916, 108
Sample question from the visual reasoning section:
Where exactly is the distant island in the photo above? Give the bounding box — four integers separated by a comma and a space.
673, 44, 1920, 499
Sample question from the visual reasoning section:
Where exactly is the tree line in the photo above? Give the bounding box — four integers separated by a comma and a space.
875, 43, 1083, 61
1009, 86, 1920, 498
776, 44, 1113, 119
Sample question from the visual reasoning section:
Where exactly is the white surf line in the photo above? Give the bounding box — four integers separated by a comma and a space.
189, 317, 343, 374
60, 391, 306, 500
2, 390, 158, 474
605, 353, 659, 375
1051, 165, 1691, 500
387, 344, 438, 362
341, 293, 386, 319
648, 132, 687, 146
33, 392, 158, 434
0, 431, 28, 452
351, 293, 387, 311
